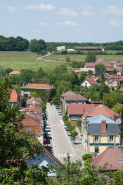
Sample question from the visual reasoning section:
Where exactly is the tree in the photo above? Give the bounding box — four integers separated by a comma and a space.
70, 130, 78, 138
29, 39, 46, 53
0, 77, 46, 183
102, 91, 117, 108
76, 119, 81, 127
95, 63, 106, 81
79, 72, 86, 84
85, 52, 96, 63
5, 68, 13, 75
82, 154, 92, 161
66, 57, 70, 63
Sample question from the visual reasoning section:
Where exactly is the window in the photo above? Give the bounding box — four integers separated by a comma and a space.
85, 82, 87, 87
93, 135, 101, 143
71, 116, 79, 120
95, 146, 99, 153
110, 135, 113, 142
95, 135, 99, 142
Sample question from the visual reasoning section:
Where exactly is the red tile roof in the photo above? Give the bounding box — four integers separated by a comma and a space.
85, 105, 119, 117
110, 60, 120, 64
9, 71, 20, 75
65, 93, 87, 101
62, 90, 75, 97
119, 87, 123, 92
76, 46, 102, 50
86, 78, 98, 85
21, 115, 42, 133
95, 59, 105, 63
91, 147, 123, 170
106, 68, 115, 72
8, 89, 19, 103
85, 63, 110, 67
70, 68, 95, 73
91, 100, 102, 104
27, 97, 41, 106
68, 104, 96, 115
21, 84, 53, 89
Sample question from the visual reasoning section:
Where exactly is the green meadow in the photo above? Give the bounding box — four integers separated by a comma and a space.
0, 51, 123, 72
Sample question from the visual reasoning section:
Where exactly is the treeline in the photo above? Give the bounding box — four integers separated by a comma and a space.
46, 40, 123, 51
0, 35, 29, 51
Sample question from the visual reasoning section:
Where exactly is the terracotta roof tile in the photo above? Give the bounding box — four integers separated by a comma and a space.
106, 68, 115, 72
110, 60, 120, 64
65, 93, 87, 101
62, 90, 75, 97
9, 71, 20, 75
27, 97, 41, 106
86, 78, 98, 85
91, 147, 123, 170
95, 59, 105, 63
68, 104, 96, 115
119, 87, 123, 92
85, 63, 110, 67
85, 105, 119, 117
8, 89, 19, 103
21, 84, 53, 89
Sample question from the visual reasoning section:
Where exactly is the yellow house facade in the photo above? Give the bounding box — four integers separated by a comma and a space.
83, 114, 121, 155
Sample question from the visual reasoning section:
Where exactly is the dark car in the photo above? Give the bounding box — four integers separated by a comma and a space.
55, 105, 59, 109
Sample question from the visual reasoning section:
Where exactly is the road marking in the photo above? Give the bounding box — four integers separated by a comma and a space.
61, 154, 63, 157
64, 154, 67, 157
58, 154, 60, 157
57, 154, 73, 158
70, 154, 73, 157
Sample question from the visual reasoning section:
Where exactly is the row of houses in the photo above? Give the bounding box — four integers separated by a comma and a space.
60, 90, 122, 158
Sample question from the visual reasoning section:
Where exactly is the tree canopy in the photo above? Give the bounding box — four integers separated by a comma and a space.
85, 52, 96, 63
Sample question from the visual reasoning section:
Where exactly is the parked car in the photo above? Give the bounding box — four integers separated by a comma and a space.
55, 105, 59, 109
64, 125, 66, 129
67, 131, 71, 136
58, 111, 62, 115
45, 132, 52, 139
66, 127, 69, 131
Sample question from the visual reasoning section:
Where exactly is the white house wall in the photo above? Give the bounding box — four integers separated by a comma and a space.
81, 80, 91, 87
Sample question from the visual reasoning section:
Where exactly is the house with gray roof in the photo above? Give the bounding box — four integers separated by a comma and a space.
83, 114, 120, 156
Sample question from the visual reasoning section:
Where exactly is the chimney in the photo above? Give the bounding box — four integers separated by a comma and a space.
120, 111, 122, 121
113, 114, 116, 122
101, 120, 106, 131
118, 147, 123, 161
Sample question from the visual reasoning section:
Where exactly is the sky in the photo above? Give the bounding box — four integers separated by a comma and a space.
1, 0, 123, 43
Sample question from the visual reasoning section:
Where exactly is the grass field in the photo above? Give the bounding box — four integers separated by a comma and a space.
0, 51, 123, 72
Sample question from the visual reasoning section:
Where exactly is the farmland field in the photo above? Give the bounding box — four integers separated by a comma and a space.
0, 51, 123, 72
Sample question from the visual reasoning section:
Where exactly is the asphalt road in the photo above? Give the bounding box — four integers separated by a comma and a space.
46, 103, 76, 163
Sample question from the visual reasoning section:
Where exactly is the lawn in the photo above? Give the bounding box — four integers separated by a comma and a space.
0, 51, 123, 72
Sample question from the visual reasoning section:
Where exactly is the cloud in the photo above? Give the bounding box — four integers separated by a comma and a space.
84, 6, 93, 10
23, 4, 55, 11
6, 6, 18, 13
101, 5, 123, 15
82, 10, 94, 16
58, 8, 79, 16
31, 29, 42, 32
38, 22, 47, 27
58, 21, 78, 26
109, 19, 123, 27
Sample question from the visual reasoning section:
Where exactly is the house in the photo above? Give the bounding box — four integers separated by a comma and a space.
107, 76, 123, 87
119, 87, 123, 93
70, 68, 95, 74
21, 114, 43, 144
27, 97, 41, 107
95, 59, 107, 63
26, 147, 61, 176
109, 60, 122, 68
75, 46, 102, 50
9, 71, 20, 76
57, 46, 66, 51
84, 63, 110, 68
105, 68, 116, 73
68, 104, 96, 125
91, 100, 102, 106
82, 104, 121, 126
81, 78, 98, 87
91, 147, 123, 171
83, 114, 120, 154
60, 91, 92, 112
21, 83, 54, 97
8, 89, 24, 108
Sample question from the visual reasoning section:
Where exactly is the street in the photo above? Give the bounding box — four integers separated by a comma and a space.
46, 103, 86, 163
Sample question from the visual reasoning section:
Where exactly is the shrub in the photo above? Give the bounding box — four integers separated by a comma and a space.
82, 154, 92, 161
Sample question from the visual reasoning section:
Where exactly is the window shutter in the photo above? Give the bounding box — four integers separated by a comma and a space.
114, 135, 116, 143
107, 135, 109, 143
99, 135, 101, 143
93, 135, 95, 143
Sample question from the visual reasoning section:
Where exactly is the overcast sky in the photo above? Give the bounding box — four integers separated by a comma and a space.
1, 0, 123, 43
